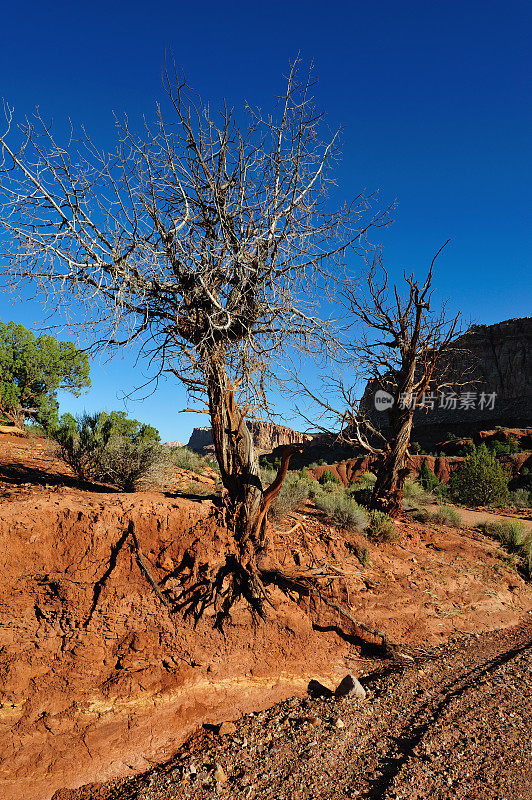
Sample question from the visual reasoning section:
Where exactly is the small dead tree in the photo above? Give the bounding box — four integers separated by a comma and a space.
0, 62, 388, 616
312, 249, 461, 517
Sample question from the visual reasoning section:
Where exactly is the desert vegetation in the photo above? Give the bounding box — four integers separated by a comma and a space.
450, 444, 510, 507
477, 519, 532, 577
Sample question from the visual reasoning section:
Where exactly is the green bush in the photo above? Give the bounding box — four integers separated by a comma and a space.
51, 412, 114, 481
419, 459, 440, 492
96, 410, 160, 443
314, 490, 368, 531
49, 410, 162, 486
487, 436, 520, 457
450, 444, 509, 507
319, 469, 341, 486
368, 510, 398, 542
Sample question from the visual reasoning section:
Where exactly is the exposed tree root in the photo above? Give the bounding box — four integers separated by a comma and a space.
85, 520, 169, 626
259, 567, 393, 656
86, 521, 410, 660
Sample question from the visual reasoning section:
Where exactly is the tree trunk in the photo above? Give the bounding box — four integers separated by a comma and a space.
371, 409, 413, 517
204, 356, 264, 563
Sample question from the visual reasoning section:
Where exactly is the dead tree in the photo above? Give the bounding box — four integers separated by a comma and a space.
307, 249, 461, 517
0, 62, 389, 615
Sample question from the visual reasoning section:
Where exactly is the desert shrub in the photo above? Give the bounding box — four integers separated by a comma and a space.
508, 488, 532, 509
349, 485, 373, 507
49, 410, 163, 487
480, 519, 527, 549
345, 542, 370, 567
319, 469, 341, 486
403, 479, 432, 505
450, 444, 509, 507
358, 471, 377, 488
433, 481, 449, 499
51, 412, 114, 480
419, 459, 440, 492
368, 510, 398, 542
432, 504, 463, 527
411, 504, 462, 527
412, 507, 431, 523
314, 490, 368, 531
99, 437, 169, 491
185, 479, 217, 497
260, 466, 277, 487
348, 471, 376, 507
478, 519, 532, 576
269, 470, 313, 520
259, 468, 313, 520
169, 446, 208, 474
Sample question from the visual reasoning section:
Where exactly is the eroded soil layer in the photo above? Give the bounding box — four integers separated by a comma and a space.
56, 619, 532, 800
0, 434, 530, 800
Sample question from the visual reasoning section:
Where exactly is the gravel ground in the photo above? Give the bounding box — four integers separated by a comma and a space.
54, 618, 532, 800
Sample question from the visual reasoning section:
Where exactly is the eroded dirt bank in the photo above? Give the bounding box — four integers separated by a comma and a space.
0, 435, 531, 800
57, 619, 532, 800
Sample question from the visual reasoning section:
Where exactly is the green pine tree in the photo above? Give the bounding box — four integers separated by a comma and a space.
450, 444, 509, 507
0, 321, 91, 427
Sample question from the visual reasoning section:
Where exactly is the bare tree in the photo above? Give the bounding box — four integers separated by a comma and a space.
307, 249, 461, 517
0, 62, 388, 615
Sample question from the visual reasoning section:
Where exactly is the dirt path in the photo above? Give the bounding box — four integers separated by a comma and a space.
54, 618, 532, 800
428, 503, 532, 533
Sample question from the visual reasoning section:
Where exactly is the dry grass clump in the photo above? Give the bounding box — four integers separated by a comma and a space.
368, 510, 398, 542
261, 468, 313, 520
478, 519, 532, 577
412, 503, 463, 528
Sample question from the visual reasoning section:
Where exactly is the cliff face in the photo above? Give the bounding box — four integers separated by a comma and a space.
361, 317, 532, 449
187, 420, 312, 455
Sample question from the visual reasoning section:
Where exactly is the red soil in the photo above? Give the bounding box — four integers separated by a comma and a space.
0, 433, 530, 800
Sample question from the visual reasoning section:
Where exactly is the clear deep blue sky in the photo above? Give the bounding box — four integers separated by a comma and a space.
1, 0, 530, 441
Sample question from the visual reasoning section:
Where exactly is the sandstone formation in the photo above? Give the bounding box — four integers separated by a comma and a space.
361, 317, 532, 449
187, 420, 312, 455
309, 455, 465, 486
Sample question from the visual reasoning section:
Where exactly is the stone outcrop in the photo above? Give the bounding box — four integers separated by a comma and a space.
310, 455, 464, 486
361, 317, 532, 449
187, 420, 312, 455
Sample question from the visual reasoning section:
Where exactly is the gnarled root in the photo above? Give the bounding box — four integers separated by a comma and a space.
172, 553, 270, 629
259, 566, 394, 657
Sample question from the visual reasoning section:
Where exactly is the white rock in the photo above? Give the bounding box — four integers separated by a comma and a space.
334, 673, 367, 700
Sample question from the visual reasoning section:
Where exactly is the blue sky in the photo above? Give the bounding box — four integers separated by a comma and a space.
1, 0, 530, 442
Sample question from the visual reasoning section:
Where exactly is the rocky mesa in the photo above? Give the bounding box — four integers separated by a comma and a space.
187, 420, 312, 455
361, 317, 532, 449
